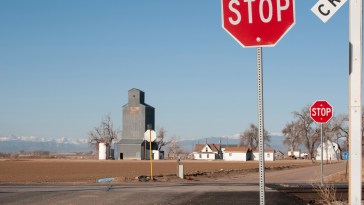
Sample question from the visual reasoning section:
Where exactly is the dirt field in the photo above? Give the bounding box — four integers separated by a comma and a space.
0, 159, 318, 184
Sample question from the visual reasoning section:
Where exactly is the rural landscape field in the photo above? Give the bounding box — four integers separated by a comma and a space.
1, 0, 362, 204
0, 159, 339, 184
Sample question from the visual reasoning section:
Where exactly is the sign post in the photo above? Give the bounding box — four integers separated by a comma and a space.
144, 128, 156, 180
256, 46, 265, 204
310, 100, 333, 185
149, 129, 153, 180
221, 1, 295, 204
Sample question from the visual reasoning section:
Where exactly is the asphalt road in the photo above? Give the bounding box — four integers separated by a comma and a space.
0, 183, 306, 205
0, 162, 348, 205
230, 160, 347, 183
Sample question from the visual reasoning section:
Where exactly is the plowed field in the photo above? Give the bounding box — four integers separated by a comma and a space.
0, 159, 316, 184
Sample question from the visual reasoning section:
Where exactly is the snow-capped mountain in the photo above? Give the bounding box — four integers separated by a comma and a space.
0, 135, 92, 153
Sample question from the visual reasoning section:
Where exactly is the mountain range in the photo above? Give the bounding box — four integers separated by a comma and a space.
0, 134, 289, 153
0, 135, 92, 153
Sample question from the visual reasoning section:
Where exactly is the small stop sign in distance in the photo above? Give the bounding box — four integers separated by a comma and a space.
310, 100, 333, 124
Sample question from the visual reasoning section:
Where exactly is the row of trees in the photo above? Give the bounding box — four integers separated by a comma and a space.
282, 105, 352, 159
239, 105, 360, 160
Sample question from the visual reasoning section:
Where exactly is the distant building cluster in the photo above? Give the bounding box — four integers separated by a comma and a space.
110, 88, 342, 162
192, 143, 277, 161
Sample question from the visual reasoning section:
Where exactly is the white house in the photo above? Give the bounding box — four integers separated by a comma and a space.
193, 144, 221, 160
223, 147, 252, 161
315, 140, 341, 161
288, 150, 301, 158
252, 150, 276, 161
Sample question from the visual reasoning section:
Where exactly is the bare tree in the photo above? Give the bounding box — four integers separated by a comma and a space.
331, 114, 349, 141
282, 121, 303, 154
335, 113, 364, 150
293, 105, 320, 159
239, 124, 270, 150
329, 114, 351, 152
88, 113, 119, 159
155, 127, 170, 151
167, 134, 182, 159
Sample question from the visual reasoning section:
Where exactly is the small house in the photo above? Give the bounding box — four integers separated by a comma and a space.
252, 150, 276, 161
193, 144, 221, 160
223, 147, 252, 161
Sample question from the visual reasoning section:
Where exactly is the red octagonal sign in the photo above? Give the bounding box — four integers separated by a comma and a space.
310, 100, 333, 124
222, 0, 295, 47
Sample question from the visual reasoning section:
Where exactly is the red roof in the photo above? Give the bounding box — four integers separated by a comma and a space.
224, 147, 250, 153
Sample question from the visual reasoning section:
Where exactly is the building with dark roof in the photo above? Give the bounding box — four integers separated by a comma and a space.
114, 88, 156, 160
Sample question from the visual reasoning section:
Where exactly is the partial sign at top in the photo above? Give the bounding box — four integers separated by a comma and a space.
311, 0, 347, 23
222, 0, 295, 47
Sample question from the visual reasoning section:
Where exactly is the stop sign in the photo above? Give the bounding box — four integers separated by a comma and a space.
222, 0, 295, 47
310, 100, 333, 124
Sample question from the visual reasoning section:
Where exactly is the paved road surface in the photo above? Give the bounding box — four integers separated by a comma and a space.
0, 183, 306, 205
229, 161, 347, 183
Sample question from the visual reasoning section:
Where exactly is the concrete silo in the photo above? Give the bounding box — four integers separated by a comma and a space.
99, 143, 107, 160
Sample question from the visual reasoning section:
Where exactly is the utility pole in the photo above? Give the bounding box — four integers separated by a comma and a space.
348, 0, 362, 204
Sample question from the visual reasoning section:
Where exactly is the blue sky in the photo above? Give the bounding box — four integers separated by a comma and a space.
0, 1, 356, 141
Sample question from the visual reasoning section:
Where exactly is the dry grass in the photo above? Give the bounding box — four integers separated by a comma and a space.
326, 171, 364, 183
326, 172, 348, 183
312, 183, 348, 205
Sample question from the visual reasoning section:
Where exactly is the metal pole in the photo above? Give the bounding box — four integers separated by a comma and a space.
325, 127, 328, 164
349, 0, 362, 203
320, 123, 323, 186
257, 47, 265, 205
149, 129, 153, 180
144, 140, 146, 160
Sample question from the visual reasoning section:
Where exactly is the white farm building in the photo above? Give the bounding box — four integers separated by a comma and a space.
223, 147, 252, 161
315, 140, 341, 161
193, 144, 222, 160
252, 150, 276, 161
